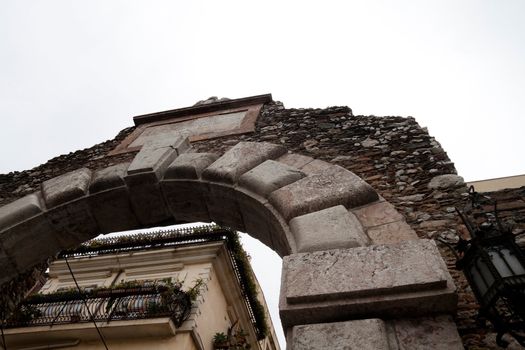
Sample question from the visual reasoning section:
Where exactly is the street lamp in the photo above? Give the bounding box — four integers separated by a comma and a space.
452, 186, 525, 348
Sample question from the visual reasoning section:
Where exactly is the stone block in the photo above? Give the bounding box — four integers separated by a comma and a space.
1, 214, 62, 271
0, 193, 43, 232
205, 183, 245, 231
124, 137, 193, 225
202, 142, 286, 184
391, 315, 463, 350
41, 168, 92, 208
352, 201, 403, 228
236, 188, 293, 256
367, 220, 418, 245
127, 135, 190, 177
125, 172, 172, 226
161, 179, 211, 223
87, 163, 139, 233
88, 188, 140, 234
280, 239, 457, 327
238, 160, 305, 197
290, 205, 369, 253
290, 319, 390, 350
165, 153, 219, 179
269, 165, 379, 221
45, 198, 100, 248
89, 163, 129, 193
428, 174, 465, 190
276, 153, 314, 169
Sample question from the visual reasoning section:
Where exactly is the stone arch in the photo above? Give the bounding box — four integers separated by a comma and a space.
0, 138, 460, 348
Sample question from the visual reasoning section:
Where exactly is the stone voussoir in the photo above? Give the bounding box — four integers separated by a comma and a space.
0, 193, 44, 232
290, 205, 369, 253
269, 165, 379, 221
202, 141, 286, 184
124, 136, 190, 225
41, 168, 92, 208
238, 159, 306, 198
352, 201, 404, 228
88, 163, 140, 234
127, 135, 190, 178
160, 179, 212, 224
164, 152, 220, 180
89, 162, 130, 193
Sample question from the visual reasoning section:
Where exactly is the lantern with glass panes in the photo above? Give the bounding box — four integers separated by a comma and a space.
447, 186, 525, 347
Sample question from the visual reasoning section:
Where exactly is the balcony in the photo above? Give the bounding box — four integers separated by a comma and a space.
5, 285, 192, 329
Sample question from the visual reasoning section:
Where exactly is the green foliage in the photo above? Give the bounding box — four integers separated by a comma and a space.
186, 278, 205, 301
226, 232, 269, 339
213, 328, 252, 349
9, 304, 42, 324
213, 332, 228, 344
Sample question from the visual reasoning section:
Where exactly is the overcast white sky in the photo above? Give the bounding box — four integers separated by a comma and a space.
2, 1, 525, 346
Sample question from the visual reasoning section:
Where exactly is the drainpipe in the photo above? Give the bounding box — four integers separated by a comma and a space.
15, 339, 80, 350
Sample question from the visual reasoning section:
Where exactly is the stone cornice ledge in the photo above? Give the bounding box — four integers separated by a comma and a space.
133, 93, 273, 126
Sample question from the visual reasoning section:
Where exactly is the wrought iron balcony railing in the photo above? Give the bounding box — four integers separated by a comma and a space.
5, 286, 192, 329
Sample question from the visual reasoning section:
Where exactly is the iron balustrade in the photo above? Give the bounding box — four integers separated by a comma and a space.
5, 286, 192, 328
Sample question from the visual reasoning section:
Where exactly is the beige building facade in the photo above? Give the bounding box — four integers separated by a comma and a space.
3, 226, 280, 350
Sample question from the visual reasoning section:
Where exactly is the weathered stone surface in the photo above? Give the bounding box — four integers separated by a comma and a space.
1, 215, 60, 271
392, 315, 464, 350
124, 138, 190, 226
291, 319, 389, 350
127, 135, 189, 177
280, 239, 457, 327
125, 172, 172, 226
164, 153, 219, 180
290, 205, 369, 253
352, 201, 403, 228
0, 193, 43, 232
89, 163, 129, 193
428, 174, 465, 190
202, 142, 286, 184
276, 153, 313, 169
205, 183, 245, 231
41, 168, 92, 208
366, 220, 418, 245
236, 188, 293, 256
269, 165, 379, 220
88, 188, 139, 234
44, 198, 100, 248
284, 239, 449, 303
238, 160, 305, 197
161, 179, 211, 223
